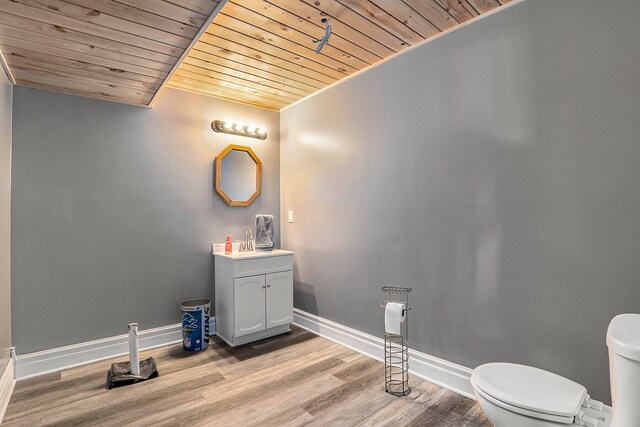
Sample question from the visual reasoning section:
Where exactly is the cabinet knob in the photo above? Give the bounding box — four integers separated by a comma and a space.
262, 285, 266, 289
267, 284, 271, 288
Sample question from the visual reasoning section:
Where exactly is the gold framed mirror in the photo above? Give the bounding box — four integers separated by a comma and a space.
215, 144, 262, 207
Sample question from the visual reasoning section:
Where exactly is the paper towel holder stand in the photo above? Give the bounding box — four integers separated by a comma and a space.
380, 285, 412, 396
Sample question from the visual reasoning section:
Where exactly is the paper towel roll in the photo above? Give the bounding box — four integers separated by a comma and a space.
128, 323, 140, 376
385, 302, 406, 335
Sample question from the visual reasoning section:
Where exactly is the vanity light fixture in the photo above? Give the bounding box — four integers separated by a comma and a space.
211, 120, 267, 141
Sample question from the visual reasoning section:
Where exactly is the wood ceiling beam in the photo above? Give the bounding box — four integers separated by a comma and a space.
149, 0, 228, 107
0, 48, 15, 84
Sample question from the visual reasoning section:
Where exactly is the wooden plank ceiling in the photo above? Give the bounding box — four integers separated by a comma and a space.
0, 0, 513, 109
0, 0, 221, 105
167, 0, 513, 110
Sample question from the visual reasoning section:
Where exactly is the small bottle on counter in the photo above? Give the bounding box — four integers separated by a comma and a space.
225, 235, 232, 255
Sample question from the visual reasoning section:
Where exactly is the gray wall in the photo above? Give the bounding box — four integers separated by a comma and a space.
0, 66, 12, 372
281, 0, 640, 402
12, 87, 280, 354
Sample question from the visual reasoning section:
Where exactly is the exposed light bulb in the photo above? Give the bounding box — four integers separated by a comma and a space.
212, 120, 266, 140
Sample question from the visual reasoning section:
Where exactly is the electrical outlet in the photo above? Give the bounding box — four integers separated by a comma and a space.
288, 210, 294, 223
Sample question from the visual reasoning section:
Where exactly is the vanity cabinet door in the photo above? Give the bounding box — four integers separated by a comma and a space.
234, 275, 266, 337
266, 271, 293, 329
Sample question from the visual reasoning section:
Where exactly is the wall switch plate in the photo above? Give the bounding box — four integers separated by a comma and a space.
288, 210, 294, 223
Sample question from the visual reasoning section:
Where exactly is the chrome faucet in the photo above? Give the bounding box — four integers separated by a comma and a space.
240, 228, 254, 252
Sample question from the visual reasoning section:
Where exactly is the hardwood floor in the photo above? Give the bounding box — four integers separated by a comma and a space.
4, 326, 491, 426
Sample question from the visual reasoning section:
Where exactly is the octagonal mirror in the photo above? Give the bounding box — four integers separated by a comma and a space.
215, 144, 262, 207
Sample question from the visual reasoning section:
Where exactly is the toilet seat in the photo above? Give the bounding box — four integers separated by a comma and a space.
474, 382, 576, 424
471, 363, 588, 424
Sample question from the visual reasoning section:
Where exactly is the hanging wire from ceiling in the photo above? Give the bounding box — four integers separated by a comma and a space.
313, 18, 332, 55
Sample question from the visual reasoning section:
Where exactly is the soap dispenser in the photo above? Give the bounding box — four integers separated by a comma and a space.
225, 235, 232, 255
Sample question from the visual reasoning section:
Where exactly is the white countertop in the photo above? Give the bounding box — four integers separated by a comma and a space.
213, 249, 294, 260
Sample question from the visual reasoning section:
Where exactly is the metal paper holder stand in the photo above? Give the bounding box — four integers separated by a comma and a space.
380, 285, 412, 396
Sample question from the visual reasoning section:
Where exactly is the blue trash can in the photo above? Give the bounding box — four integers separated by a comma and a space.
180, 299, 210, 351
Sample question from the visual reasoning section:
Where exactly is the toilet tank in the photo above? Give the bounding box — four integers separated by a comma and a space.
607, 314, 640, 427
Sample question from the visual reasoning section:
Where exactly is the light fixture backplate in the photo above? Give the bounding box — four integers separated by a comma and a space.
212, 120, 267, 140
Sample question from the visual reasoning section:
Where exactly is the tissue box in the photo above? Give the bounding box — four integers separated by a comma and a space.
255, 214, 274, 251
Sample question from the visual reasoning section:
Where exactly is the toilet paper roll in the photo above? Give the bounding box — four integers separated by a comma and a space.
385, 302, 406, 335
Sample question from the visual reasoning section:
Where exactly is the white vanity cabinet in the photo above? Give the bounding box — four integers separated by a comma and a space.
214, 250, 294, 347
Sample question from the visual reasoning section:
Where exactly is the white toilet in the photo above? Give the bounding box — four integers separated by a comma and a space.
471, 314, 640, 427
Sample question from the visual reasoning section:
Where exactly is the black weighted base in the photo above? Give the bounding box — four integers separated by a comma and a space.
106, 357, 159, 389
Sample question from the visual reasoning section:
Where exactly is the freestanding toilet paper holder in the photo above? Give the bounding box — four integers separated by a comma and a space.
380, 285, 412, 396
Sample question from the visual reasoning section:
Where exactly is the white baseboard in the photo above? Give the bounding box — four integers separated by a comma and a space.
14, 310, 472, 398
210, 316, 217, 338
15, 324, 182, 380
0, 359, 16, 424
293, 309, 475, 399
15, 317, 217, 380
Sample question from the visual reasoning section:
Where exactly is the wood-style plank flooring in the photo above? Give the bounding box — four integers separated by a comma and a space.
4, 326, 491, 426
